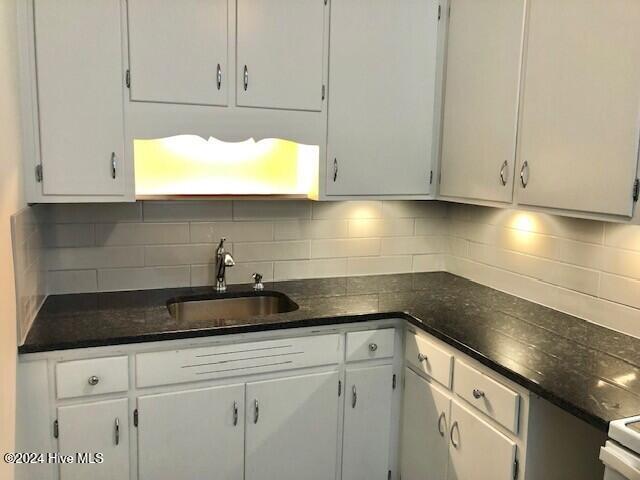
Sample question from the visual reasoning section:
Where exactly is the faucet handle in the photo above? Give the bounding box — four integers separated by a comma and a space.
252, 273, 264, 291
217, 237, 226, 250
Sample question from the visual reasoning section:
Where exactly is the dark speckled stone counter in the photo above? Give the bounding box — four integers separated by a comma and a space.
20, 272, 640, 432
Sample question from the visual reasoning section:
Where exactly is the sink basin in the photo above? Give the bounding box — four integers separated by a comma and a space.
167, 291, 299, 324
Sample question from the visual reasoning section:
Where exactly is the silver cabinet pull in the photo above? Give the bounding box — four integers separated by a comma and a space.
520, 161, 529, 188
351, 385, 357, 408
111, 152, 117, 179
417, 353, 428, 363
472, 389, 485, 399
369, 343, 378, 352
88, 375, 100, 386
450, 421, 459, 448
333, 158, 338, 182
499, 160, 508, 186
233, 401, 238, 426
253, 399, 259, 424
217, 63, 222, 90
243, 65, 249, 91
437, 411, 446, 437
114, 417, 120, 446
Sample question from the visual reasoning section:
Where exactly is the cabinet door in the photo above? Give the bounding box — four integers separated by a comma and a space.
400, 368, 450, 480
327, 0, 440, 196
245, 371, 340, 480
127, 0, 228, 106
236, 0, 326, 111
342, 364, 394, 480
439, 0, 525, 203
137, 384, 244, 480
57, 399, 129, 480
516, 0, 640, 217
447, 400, 516, 480
33, 0, 126, 196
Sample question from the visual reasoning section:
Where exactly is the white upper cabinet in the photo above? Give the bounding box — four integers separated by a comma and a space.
33, 0, 126, 197
439, 0, 525, 203
127, 0, 229, 106
236, 0, 326, 111
326, 0, 441, 196
516, 0, 640, 217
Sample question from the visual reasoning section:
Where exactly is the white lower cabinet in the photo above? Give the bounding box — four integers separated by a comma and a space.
447, 400, 517, 480
137, 384, 245, 480
57, 399, 130, 480
342, 364, 394, 480
245, 371, 340, 480
400, 368, 450, 480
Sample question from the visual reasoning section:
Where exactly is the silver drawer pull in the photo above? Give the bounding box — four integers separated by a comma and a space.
520, 161, 529, 188
472, 389, 485, 399
499, 160, 508, 186
417, 353, 428, 363
111, 152, 117, 179
233, 401, 238, 426
352, 385, 357, 409
437, 411, 446, 437
243, 65, 249, 91
369, 343, 378, 352
450, 421, 460, 448
114, 417, 120, 446
254, 399, 259, 424
88, 376, 100, 386
216, 63, 222, 90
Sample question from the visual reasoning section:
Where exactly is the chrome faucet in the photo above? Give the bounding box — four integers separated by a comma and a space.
214, 238, 235, 292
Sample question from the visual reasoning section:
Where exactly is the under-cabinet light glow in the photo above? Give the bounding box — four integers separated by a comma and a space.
134, 136, 319, 197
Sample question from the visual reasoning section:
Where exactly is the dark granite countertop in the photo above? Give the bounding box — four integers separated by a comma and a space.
20, 272, 640, 432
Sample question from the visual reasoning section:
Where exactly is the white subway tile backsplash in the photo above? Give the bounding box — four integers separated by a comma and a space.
413, 254, 447, 272
347, 255, 413, 276
602, 248, 640, 280
311, 238, 381, 258
190, 222, 274, 243
98, 266, 191, 291
599, 274, 640, 310
348, 218, 414, 238
47, 246, 144, 270
274, 220, 348, 240
233, 200, 311, 220
46, 203, 142, 224
143, 201, 232, 222
381, 236, 449, 255
312, 201, 383, 219
47, 270, 98, 294
42, 224, 95, 248
96, 223, 190, 246
605, 223, 640, 251
274, 258, 348, 281
234, 241, 310, 262
144, 244, 216, 267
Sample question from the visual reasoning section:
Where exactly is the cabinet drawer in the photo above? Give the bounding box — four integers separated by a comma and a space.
136, 334, 341, 388
405, 331, 453, 389
346, 329, 395, 362
56, 356, 129, 399
453, 360, 520, 434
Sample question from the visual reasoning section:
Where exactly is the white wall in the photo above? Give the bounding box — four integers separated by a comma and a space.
0, 0, 24, 478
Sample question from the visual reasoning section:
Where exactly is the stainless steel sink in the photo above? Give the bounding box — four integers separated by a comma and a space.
167, 291, 299, 323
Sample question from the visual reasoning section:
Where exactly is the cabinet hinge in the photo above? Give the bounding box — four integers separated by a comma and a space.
338, 380, 342, 397
438, 4, 442, 20
633, 178, 639, 202
429, 170, 433, 184
133, 409, 138, 427
322, 84, 326, 101
392, 374, 397, 390
125, 69, 131, 89
53, 420, 59, 439
513, 458, 519, 480
35, 164, 43, 183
